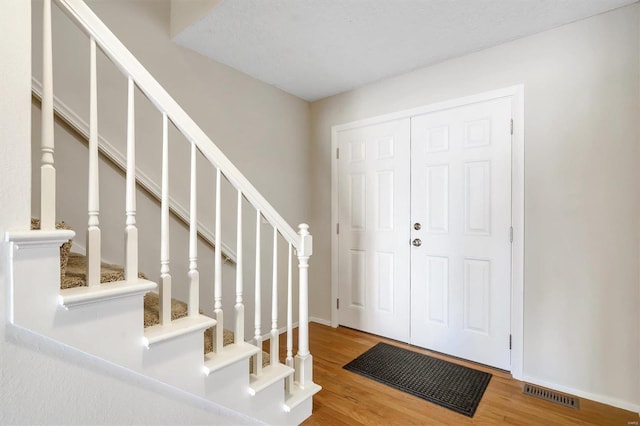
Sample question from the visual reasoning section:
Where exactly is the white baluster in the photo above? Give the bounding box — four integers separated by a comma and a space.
214, 168, 223, 353
270, 226, 279, 365
234, 190, 244, 343
40, 0, 56, 230
295, 224, 313, 387
253, 210, 262, 375
188, 142, 199, 317
159, 113, 171, 325
285, 242, 293, 393
125, 77, 138, 282
86, 37, 100, 287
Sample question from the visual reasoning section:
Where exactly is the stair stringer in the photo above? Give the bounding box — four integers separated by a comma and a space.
5, 230, 313, 424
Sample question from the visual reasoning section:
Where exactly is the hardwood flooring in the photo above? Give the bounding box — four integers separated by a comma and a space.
286, 323, 638, 425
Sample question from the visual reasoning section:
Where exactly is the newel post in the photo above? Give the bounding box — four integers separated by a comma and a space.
295, 223, 313, 387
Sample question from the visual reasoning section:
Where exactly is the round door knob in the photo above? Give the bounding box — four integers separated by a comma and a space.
413, 223, 422, 230
412, 238, 422, 247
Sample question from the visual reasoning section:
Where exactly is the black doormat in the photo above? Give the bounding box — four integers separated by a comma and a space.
343, 342, 491, 417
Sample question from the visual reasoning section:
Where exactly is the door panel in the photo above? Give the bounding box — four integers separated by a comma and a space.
337, 119, 411, 342
410, 98, 512, 370
335, 97, 512, 369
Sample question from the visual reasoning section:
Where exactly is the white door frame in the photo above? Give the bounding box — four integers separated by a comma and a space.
330, 85, 525, 379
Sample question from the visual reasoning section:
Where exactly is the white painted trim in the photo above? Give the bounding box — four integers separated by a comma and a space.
54, 0, 302, 250
72, 239, 121, 266
330, 124, 339, 329
332, 86, 524, 133
522, 375, 640, 414
261, 322, 299, 341
143, 314, 217, 347
31, 78, 237, 264
309, 317, 331, 327
203, 342, 261, 375
284, 382, 322, 412
330, 86, 525, 379
248, 363, 293, 395
510, 86, 525, 381
5, 229, 76, 247
59, 278, 157, 309
71, 240, 86, 256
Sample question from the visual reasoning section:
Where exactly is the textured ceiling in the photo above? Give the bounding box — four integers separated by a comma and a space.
173, 0, 637, 101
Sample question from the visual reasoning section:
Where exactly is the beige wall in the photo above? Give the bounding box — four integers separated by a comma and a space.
310, 4, 640, 408
30, 0, 309, 339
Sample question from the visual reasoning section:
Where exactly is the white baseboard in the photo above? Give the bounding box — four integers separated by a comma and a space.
309, 317, 332, 327
70, 240, 121, 265
522, 375, 640, 414
71, 241, 86, 256
258, 318, 332, 341
260, 323, 299, 342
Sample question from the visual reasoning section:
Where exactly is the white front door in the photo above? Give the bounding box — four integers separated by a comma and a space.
409, 98, 512, 370
337, 118, 411, 342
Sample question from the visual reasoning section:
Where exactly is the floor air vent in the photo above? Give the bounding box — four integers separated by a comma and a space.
523, 384, 579, 409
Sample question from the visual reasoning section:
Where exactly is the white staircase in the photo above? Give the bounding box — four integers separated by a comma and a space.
5, 0, 320, 424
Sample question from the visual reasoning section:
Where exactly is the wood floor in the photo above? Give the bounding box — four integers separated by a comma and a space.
292, 323, 637, 425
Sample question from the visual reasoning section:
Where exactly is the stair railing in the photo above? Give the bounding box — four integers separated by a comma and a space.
38, 0, 314, 389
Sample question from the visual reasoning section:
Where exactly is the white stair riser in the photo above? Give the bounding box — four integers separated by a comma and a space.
286, 398, 314, 426
56, 297, 145, 369
143, 332, 207, 395
249, 378, 288, 424
204, 359, 252, 411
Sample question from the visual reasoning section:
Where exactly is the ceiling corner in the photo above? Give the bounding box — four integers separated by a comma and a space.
170, 0, 224, 39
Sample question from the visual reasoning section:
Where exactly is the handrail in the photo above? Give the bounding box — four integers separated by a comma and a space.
55, 0, 302, 250
31, 78, 237, 263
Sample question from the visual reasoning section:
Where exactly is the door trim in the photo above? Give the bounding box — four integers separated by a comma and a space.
331, 85, 525, 379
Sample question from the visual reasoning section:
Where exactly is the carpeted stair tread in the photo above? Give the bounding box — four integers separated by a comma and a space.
63, 252, 147, 289
144, 293, 269, 366
63, 251, 270, 365
144, 292, 231, 351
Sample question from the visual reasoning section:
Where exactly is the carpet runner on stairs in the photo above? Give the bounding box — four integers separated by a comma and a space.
61, 251, 269, 364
